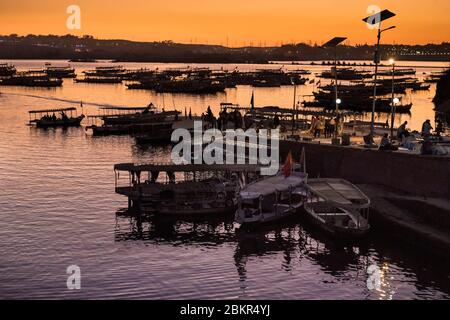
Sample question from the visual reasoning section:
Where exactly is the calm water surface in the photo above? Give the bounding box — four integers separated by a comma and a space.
0, 60, 449, 299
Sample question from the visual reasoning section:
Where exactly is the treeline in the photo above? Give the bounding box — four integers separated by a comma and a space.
0, 34, 449, 63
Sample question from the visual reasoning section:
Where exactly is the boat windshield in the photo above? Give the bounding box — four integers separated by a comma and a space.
240, 198, 259, 209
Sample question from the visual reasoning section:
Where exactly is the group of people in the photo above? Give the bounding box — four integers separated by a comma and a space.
199, 106, 246, 130
378, 119, 446, 154
40, 111, 68, 122
309, 116, 341, 138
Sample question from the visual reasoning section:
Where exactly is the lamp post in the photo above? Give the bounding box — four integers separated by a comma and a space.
363, 9, 396, 138
322, 37, 347, 113
389, 58, 396, 139
291, 78, 297, 135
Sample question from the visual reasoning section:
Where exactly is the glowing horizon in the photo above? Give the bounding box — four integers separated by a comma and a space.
0, 0, 449, 47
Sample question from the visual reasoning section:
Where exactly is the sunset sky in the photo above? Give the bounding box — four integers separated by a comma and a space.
0, 0, 449, 46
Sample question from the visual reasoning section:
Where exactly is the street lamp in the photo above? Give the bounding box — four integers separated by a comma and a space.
389, 58, 396, 138
322, 37, 347, 113
363, 9, 396, 138
336, 98, 342, 105
291, 77, 297, 135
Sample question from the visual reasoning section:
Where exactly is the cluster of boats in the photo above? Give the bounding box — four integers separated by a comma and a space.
127, 67, 310, 93
1, 62, 311, 92
303, 66, 436, 113
114, 160, 372, 239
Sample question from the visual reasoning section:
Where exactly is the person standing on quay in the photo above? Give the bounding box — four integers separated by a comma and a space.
421, 119, 433, 137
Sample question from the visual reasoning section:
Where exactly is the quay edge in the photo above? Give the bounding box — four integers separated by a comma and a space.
280, 140, 450, 258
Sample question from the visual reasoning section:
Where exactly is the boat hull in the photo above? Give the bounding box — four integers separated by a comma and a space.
35, 116, 84, 128
302, 206, 370, 239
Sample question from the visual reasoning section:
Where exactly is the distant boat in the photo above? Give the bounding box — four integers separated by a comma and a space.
75, 76, 122, 84
303, 178, 371, 239
0, 71, 63, 87
0, 63, 16, 77
69, 58, 97, 63
45, 65, 76, 78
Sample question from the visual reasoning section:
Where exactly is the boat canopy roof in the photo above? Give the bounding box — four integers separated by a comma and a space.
114, 163, 263, 173
99, 106, 150, 111
307, 178, 370, 208
29, 107, 77, 114
240, 174, 307, 199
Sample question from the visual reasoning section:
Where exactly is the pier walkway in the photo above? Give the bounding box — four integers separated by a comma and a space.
359, 184, 450, 259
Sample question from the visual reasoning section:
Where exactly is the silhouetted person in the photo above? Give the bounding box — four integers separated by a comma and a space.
421, 119, 433, 137
397, 121, 410, 139
274, 115, 280, 128
379, 133, 398, 151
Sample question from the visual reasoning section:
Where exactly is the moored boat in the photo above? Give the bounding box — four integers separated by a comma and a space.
303, 178, 371, 238
45, 65, 76, 78
0, 63, 16, 77
235, 162, 308, 227
29, 107, 85, 128
0, 71, 63, 87
114, 163, 264, 216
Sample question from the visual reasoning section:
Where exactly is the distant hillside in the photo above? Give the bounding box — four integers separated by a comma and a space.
0, 34, 449, 63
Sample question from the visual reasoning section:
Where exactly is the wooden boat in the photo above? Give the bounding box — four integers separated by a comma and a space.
29, 107, 85, 128
83, 66, 125, 77
69, 58, 97, 63
87, 121, 172, 137
86, 105, 180, 137
0, 71, 63, 87
378, 68, 416, 76
412, 84, 431, 91
114, 163, 264, 216
303, 178, 370, 238
235, 171, 308, 227
134, 125, 174, 144
75, 77, 122, 84
0, 63, 16, 77
318, 68, 372, 80
45, 65, 76, 78
100, 106, 180, 126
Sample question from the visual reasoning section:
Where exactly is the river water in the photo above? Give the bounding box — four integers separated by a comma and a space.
0, 60, 449, 299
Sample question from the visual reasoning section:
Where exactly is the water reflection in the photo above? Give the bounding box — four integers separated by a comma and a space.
113, 211, 450, 299
114, 210, 236, 245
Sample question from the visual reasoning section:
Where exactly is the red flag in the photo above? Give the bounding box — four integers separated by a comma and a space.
282, 151, 293, 178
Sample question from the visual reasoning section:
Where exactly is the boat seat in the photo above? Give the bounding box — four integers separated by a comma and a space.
317, 213, 348, 217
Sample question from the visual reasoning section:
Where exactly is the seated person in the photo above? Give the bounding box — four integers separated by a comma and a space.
379, 133, 398, 151
363, 134, 376, 148
397, 121, 410, 140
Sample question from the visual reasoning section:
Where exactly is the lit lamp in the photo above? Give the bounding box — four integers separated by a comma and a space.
322, 37, 347, 113
336, 98, 342, 105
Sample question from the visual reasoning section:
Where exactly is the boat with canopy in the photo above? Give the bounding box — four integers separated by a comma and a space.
303, 178, 371, 238
29, 107, 85, 127
114, 163, 264, 216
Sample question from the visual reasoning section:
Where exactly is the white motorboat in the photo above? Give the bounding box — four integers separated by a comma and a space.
235, 171, 308, 227
303, 178, 371, 238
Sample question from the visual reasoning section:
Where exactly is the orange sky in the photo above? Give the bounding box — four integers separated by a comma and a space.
0, 0, 449, 46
